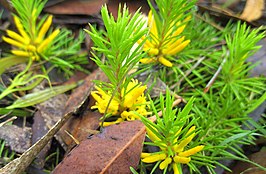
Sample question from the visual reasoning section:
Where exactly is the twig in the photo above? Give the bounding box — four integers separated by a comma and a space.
0, 116, 17, 127
204, 57, 226, 93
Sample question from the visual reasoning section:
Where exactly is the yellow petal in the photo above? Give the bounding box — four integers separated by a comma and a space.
142, 153, 167, 163
144, 47, 159, 55
158, 57, 173, 67
173, 127, 183, 150
27, 45, 37, 52
91, 91, 103, 104
167, 40, 190, 55
143, 39, 156, 48
165, 25, 185, 39
148, 10, 153, 26
6, 30, 29, 44
178, 145, 204, 157
172, 25, 186, 37
174, 126, 196, 152
124, 85, 146, 108
36, 15, 53, 42
173, 156, 191, 164
37, 29, 60, 53
11, 50, 31, 57
146, 126, 161, 142
184, 15, 191, 22
148, 11, 159, 44
13, 16, 30, 42
102, 118, 123, 127
172, 163, 180, 174
162, 36, 185, 55
141, 152, 152, 158
159, 157, 172, 170
31, 55, 40, 61
140, 58, 156, 64
2, 36, 25, 48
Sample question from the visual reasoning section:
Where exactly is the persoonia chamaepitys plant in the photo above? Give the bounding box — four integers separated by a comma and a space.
86, 5, 152, 126
0, 0, 88, 110
86, 0, 266, 173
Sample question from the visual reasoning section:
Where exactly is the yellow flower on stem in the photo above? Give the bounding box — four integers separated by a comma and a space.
139, 11, 190, 67
141, 126, 204, 174
2, 14, 59, 61
91, 79, 151, 126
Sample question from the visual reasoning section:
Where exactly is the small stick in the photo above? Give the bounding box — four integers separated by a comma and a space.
204, 58, 226, 93
0, 116, 17, 127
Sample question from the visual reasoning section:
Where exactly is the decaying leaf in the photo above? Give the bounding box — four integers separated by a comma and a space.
0, 125, 31, 153
52, 120, 146, 174
53, 98, 182, 174
60, 103, 102, 151
240, 0, 265, 22
58, 69, 107, 151
44, 0, 107, 15
31, 110, 52, 170
0, 69, 101, 174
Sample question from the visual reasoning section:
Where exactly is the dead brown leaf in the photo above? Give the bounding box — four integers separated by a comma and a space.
240, 0, 265, 22
58, 69, 107, 151
52, 98, 182, 174
60, 105, 102, 151
0, 125, 31, 153
44, 0, 107, 15
52, 120, 146, 174
108, 0, 149, 19
0, 69, 104, 174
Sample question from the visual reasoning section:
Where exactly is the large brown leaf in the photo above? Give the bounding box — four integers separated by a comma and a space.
240, 0, 265, 22
52, 120, 146, 174
44, 0, 107, 15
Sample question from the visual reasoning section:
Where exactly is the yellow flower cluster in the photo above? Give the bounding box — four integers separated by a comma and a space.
139, 11, 190, 67
91, 79, 151, 126
2, 13, 60, 61
141, 126, 204, 174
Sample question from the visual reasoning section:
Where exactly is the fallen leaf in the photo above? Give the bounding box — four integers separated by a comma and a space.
31, 111, 52, 169
52, 120, 146, 174
44, 0, 107, 15
108, 0, 149, 19
59, 69, 108, 151
0, 125, 31, 153
52, 98, 182, 174
229, 148, 266, 174
240, 0, 265, 22
60, 105, 102, 151
0, 69, 103, 174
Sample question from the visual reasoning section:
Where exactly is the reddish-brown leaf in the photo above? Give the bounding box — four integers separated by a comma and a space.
52, 120, 146, 174
240, 0, 264, 22
59, 69, 107, 150
59, 105, 102, 151
44, 0, 108, 15
108, 0, 149, 19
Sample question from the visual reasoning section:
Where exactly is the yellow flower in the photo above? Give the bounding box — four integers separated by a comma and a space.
2, 14, 59, 61
139, 11, 190, 67
141, 126, 204, 174
91, 79, 151, 126
91, 86, 120, 116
